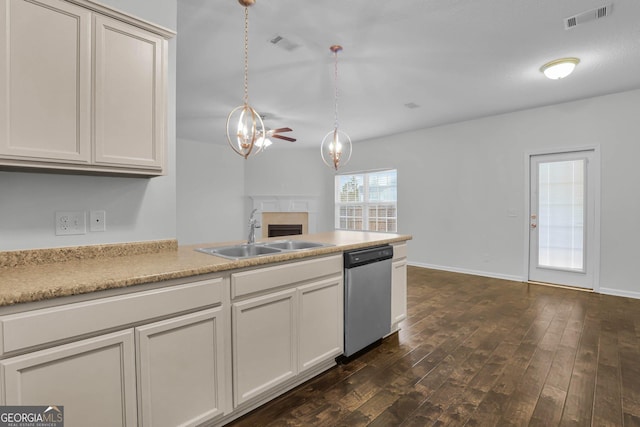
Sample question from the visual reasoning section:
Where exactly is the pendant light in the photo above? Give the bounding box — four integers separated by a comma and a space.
321, 45, 352, 170
226, 0, 265, 158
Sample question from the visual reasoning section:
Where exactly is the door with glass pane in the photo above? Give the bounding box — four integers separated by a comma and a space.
529, 151, 596, 289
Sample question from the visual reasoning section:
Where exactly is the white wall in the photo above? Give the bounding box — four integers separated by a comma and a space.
229, 88, 640, 298
176, 139, 245, 245
345, 88, 640, 298
176, 143, 335, 245
0, 0, 177, 251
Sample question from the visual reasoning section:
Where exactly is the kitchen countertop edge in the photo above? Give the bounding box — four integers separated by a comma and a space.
0, 232, 412, 307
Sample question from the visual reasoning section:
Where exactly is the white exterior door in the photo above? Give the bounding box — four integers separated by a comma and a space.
528, 150, 598, 289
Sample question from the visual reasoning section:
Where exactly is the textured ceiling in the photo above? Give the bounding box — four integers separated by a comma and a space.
176, 0, 640, 148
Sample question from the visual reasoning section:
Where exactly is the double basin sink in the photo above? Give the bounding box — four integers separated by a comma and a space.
196, 240, 334, 260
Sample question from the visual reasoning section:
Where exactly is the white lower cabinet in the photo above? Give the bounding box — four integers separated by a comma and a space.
298, 276, 343, 373
232, 289, 297, 406
1, 330, 138, 426
0, 248, 403, 425
0, 276, 228, 427
136, 307, 227, 427
391, 244, 408, 331
230, 255, 344, 410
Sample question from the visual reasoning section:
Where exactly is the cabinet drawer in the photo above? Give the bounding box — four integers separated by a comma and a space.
231, 255, 342, 299
0, 277, 223, 356
392, 243, 407, 260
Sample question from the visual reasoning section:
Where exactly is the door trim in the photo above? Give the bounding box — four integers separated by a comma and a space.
523, 145, 601, 291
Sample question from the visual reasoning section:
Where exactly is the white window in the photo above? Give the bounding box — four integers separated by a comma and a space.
335, 169, 397, 232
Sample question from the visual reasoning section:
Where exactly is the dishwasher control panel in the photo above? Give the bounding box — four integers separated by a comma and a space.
344, 245, 393, 269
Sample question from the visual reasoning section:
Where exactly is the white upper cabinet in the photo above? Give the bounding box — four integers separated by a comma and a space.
0, 0, 92, 163
0, 0, 173, 176
93, 15, 165, 170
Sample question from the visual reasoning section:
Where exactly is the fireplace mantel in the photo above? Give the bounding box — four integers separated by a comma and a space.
249, 195, 319, 237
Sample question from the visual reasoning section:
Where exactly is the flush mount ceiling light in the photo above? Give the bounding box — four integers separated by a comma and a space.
226, 0, 265, 158
540, 57, 580, 80
321, 45, 352, 170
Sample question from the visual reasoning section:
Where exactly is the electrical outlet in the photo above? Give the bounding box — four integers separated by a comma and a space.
90, 210, 106, 232
55, 211, 86, 236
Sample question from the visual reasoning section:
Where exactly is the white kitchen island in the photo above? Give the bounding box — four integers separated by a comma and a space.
0, 231, 411, 426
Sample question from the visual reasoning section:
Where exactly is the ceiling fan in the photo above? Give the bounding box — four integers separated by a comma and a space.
257, 127, 296, 148
264, 127, 296, 142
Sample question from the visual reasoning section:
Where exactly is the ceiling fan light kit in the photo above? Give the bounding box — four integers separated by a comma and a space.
540, 57, 580, 80
257, 127, 296, 150
321, 45, 352, 171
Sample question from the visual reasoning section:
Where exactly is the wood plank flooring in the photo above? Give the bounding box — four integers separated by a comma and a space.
227, 266, 640, 426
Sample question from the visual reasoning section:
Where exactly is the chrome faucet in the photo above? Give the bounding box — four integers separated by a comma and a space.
247, 209, 261, 244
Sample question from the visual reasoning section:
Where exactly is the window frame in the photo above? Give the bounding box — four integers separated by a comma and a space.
334, 169, 397, 232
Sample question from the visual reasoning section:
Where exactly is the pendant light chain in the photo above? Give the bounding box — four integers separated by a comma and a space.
243, 6, 250, 106
321, 44, 352, 170
333, 49, 339, 130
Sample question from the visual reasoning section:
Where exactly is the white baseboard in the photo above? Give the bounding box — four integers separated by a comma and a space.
408, 261, 525, 283
598, 287, 640, 300
408, 261, 640, 301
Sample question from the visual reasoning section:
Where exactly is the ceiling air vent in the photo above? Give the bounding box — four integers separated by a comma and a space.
269, 34, 300, 51
565, 4, 612, 29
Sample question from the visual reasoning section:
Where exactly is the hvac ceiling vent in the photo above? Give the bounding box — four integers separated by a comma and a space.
565, 4, 612, 29
269, 34, 300, 51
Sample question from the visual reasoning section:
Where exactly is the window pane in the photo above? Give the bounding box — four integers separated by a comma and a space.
337, 175, 364, 202
367, 203, 397, 232
538, 160, 585, 270
368, 170, 397, 202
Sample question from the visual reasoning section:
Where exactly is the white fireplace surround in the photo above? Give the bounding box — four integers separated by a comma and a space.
249, 195, 319, 234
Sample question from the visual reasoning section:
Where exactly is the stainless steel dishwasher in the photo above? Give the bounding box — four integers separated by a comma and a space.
343, 245, 393, 357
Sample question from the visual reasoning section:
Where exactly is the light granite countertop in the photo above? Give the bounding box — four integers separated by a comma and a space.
0, 231, 412, 307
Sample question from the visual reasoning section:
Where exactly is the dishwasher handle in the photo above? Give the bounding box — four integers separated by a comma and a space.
344, 245, 393, 269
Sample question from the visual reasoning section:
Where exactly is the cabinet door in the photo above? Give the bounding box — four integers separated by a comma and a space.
136, 308, 228, 427
391, 259, 408, 327
93, 15, 165, 171
1, 330, 137, 427
298, 276, 343, 373
232, 289, 297, 407
0, 0, 91, 163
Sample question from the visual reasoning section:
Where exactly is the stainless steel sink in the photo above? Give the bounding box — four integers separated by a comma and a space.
196, 244, 282, 260
263, 240, 330, 250
196, 240, 333, 260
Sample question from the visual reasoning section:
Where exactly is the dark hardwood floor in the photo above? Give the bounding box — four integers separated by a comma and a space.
227, 266, 640, 426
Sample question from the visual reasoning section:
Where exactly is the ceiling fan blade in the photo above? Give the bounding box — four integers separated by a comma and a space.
271, 134, 296, 142
269, 127, 292, 134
